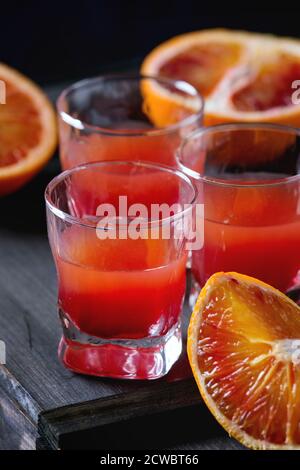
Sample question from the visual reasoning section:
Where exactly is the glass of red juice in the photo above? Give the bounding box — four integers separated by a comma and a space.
57, 75, 203, 170
45, 161, 198, 379
177, 123, 300, 300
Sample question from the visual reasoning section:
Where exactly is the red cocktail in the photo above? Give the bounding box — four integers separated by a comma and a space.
57, 75, 203, 170
57, 227, 187, 340
45, 161, 197, 379
178, 124, 300, 295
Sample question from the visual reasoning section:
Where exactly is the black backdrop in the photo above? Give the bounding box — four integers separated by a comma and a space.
1, 2, 300, 85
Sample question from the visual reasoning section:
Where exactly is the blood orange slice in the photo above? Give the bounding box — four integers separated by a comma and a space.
0, 63, 57, 196
141, 29, 300, 126
187, 272, 300, 449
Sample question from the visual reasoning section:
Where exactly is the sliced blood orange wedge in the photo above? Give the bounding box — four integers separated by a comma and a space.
141, 29, 300, 126
187, 272, 300, 449
0, 63, 57, 196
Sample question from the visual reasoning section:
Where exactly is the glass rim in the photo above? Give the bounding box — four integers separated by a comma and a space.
177, 122, 300, 188
56, 74, 204, 137
45, 160, 198, 229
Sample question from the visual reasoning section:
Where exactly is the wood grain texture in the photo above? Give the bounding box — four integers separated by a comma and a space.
0, 384, 36, 450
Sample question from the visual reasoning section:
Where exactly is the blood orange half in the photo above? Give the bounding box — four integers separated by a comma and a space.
188, 272, 300, 450
0, 63, 57, 196
141, 29, 300, 126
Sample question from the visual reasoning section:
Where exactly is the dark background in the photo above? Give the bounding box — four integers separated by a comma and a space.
2, 2, 300, 86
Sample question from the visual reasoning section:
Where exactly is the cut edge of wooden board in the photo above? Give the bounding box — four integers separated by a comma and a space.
0, 365, 41, 423
38, 378, 201, 450
0, 382, 37, 450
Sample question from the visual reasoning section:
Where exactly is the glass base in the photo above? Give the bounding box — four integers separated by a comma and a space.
58, 309, 182, 380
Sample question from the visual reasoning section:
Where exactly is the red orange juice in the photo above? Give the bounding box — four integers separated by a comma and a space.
56, 226, 187, 340
178, 124, 300, 294
193, 220, 300, 292
46, 161, 197, 379
192, 177, 300, 292
57, 76, 203, 170
60, 133, 180, 169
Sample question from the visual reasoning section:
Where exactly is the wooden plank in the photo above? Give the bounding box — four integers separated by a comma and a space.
38, 378, 244, 450
39, 379, 200, 449
0, 384, 36, 450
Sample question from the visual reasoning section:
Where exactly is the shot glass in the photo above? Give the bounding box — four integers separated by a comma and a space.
177, 123, 300, 299
45, 161, 198, 379
57, 75, 203, 169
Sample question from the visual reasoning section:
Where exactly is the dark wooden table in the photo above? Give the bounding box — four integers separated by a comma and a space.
0, 82, 244, 451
